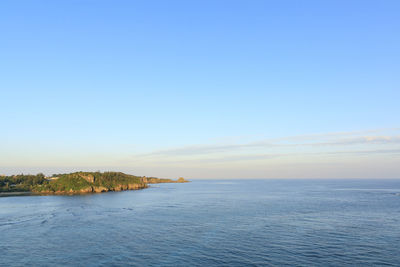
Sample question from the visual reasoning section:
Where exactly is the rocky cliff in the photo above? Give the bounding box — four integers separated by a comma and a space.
142, 177, 190, 184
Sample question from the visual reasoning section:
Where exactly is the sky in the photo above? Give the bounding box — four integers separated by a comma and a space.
1, 0, 399, 178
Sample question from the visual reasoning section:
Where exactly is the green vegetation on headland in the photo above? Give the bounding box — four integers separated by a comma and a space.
0, 172, 189, 195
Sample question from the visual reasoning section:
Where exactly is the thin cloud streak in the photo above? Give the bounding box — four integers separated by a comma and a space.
267, 128, 400, 142
135, 132, 400, 158
128, 149, 400, 166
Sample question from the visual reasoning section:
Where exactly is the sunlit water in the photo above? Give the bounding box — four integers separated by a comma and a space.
1, 179, 400, 266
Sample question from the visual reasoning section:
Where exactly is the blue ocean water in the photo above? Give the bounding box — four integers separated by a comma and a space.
1, 179, 400, 266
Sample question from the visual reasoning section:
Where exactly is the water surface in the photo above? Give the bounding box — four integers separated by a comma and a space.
1, 179, 400, 266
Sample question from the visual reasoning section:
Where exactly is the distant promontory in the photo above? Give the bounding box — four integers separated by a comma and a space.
0, 172, 189, 195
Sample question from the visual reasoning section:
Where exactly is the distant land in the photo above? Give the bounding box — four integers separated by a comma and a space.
0, 172, 189, 196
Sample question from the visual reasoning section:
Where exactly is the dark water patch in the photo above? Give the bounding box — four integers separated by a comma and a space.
0, 192, 33, 197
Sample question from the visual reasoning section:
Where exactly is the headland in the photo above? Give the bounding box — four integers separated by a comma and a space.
0, 172, 189, 196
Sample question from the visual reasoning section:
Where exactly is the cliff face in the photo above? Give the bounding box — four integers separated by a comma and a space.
142, 177, 190, 184
37, 183, 148, 195
80, 174, 95, 183
177, 177, 189, 183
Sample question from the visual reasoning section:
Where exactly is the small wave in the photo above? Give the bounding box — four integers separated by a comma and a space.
0, 217, 38, 227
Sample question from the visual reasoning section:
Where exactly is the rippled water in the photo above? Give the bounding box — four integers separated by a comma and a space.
1, 179, 400, 266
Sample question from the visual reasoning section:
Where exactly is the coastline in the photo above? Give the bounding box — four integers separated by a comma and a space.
0, 192, 35, 197
0, 174, 190, 197
0, 184, 149, 197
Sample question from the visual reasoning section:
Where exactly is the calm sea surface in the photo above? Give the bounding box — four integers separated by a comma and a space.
1, 179, 400, 266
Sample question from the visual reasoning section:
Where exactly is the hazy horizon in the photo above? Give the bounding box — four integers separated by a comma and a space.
1, 1, 399, 179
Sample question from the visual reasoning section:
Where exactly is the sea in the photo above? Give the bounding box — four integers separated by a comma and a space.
1, 179, 400, 266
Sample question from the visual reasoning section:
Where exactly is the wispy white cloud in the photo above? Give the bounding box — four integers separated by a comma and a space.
134, 130, 400, 158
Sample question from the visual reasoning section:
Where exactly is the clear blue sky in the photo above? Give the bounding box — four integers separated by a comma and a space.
1, 0, 399, 178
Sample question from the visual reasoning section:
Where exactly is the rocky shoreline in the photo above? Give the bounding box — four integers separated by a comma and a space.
0, 174, 190, 197
36, 182, 149, 195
